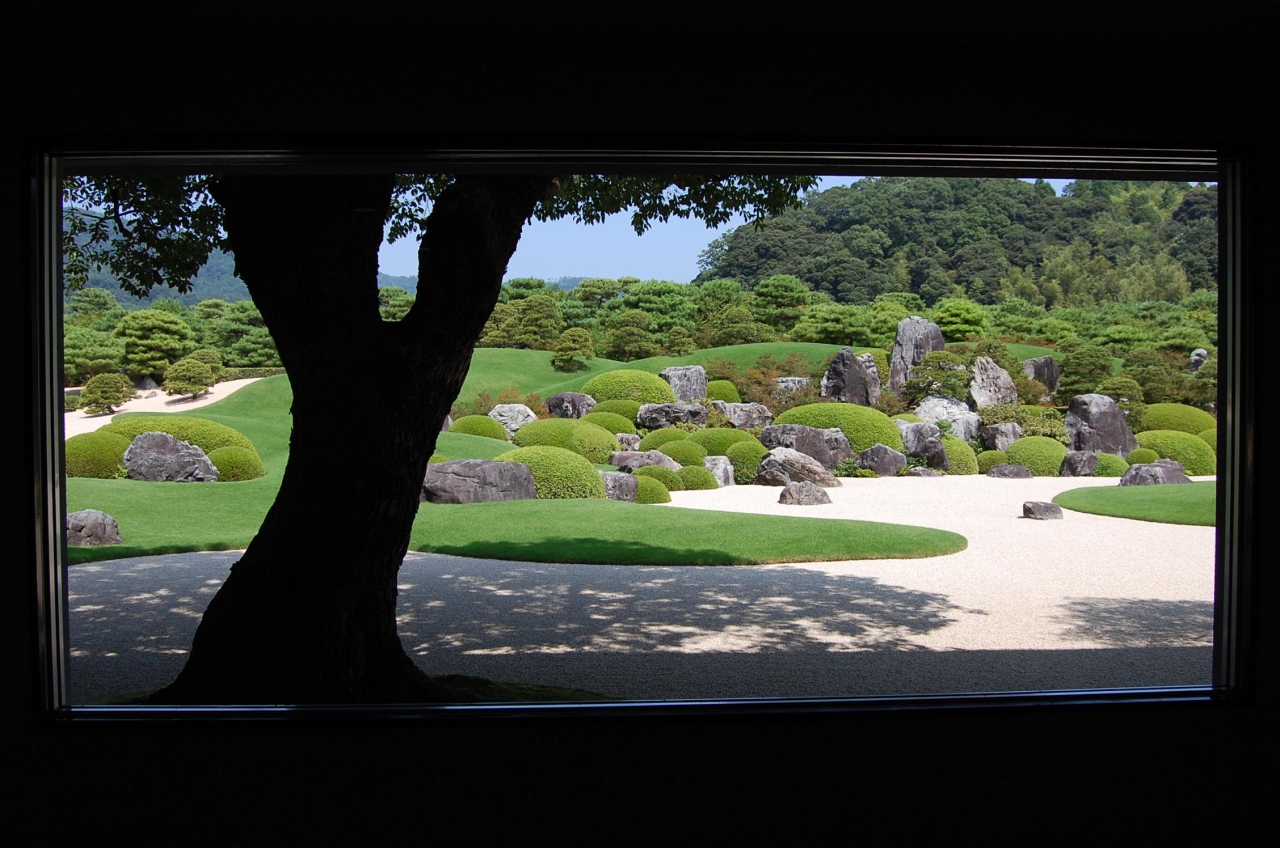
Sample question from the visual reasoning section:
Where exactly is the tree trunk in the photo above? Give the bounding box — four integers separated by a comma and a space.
154, 173, 553, 704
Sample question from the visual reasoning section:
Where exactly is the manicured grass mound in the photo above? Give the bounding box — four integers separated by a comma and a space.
580, 411, 637, 436
582, 369, 677, 405
493, 446, 607, 499
705, 380, 742, 403
1138, 403, 1217, 435
774, 403, 905, 453
1126, 448, 1160, 465
677, 465, 720, 490
634, 465, 683, 491
686, 427, 760, 457
634, 475, 671, 504
410, 499, 969, 565
65, 431, 131, 479
1134, 430, 1217, 476
1006, 436, 1068, 477
725, 439, 770, 484
976, 450, 1007, 474
1054, 481, 1215, 526
659, 439, 708, 467
638, 427, 689, 451
1093, 453, 1130, 477
102, 415, 258, 457
449, 414, 510, 441
207, 445, 266, 481
941, 435, 978, 475
591, 399, 642, 422
512, 418, 621, 464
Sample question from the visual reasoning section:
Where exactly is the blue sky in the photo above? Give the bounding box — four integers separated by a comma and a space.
377, 177, 1074, 283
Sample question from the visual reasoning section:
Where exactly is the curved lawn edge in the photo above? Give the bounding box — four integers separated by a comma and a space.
411, 499, 967, 565
1052, 480, 1216, 526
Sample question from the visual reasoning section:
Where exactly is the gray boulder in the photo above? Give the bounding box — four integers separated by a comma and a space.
609, 450, 681, 472
616, 433, 641, 451
905, 467, 944, 477
914, 395, 982, 442
711, 401, 774, 430
1022, 355, 1061, 395
1023, 501, 1063, 520
1190, 348, 1209, 373
66, 508, 121, 546
1059, 451, 1098, 477
898, 422, 950, 471
488, 403, 538, 439
546, 392, 597, 419
759, 424, 853, 470
889, 316, 946, 394
858, 444, 907, 477
967, 356, 1019, 408
820, 348, 880, 406
778, 481, 832, 505
658, 365, 708, 402
422, 459, 538, 504
703, 456, 734, 487
987, 464, 1033, 479
772, 376, 813, 401
755, 447, 842, 487
124, 432, 218, 482
600, 471, 638, 502
1065, 393, 1138, 457
1119, 459, 1193, 486
636, 402, 708, 429
982, 422, 1024, 452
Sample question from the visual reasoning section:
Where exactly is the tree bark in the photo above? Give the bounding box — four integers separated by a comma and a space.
154, 173, 554, 704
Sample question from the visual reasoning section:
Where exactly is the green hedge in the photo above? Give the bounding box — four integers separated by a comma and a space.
941, 436, 978, 475
100, 415, 258, 458
638, 427, 690, 451
449, 414, 510, 441
1126, 448, 1161, 465
678, 465, 720, 490
591, 399, 642, 422
494, 446, 607, 499
1197, 427, 1217, 449
1138, 403, 1217, 435
1006, 436, 1068, 477
634, 475, 672, 504
582, 369, 677, 405
207, 445, 266, 481
634, 465, 683, 491
512, 418, 621, 464
705, 380, 742, 403
659, 440, 708, 467
686, 427, 759, 457
725, 440, 770, 484
1093, 453, 1130, 477
976, 450, 1008, 474
65, 431, 131, 479
774, 403, 904, 453
1134, 430, 1217, 475
580, 411, 638, 436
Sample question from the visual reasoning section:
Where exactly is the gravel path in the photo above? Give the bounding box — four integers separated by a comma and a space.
67, 475, 1215, 704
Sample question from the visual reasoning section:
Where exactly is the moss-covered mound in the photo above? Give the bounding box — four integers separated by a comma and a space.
705, 380, 742, 403
580, 411, 637, 436
659, 439, 708, 467
638, 427, 690, 451
1134, 429, 1218, 475
634, 464, 683, 491
941, 435, 978, 475
678, 465, 720, 490
591, 399, 642, 422
634, 475, 672, 504
207, 445, 266, 481
1138, 403, 1217, 435
65, 431, 132, 479
512, 418, 621, 464
494, 446, 607, 499
976, 450, 1008, 474
725, 439, 770, 484
1093, 453, 1130, 477
582, 369, 677, 405
686, 427, 759, 457
449, 414, 510, 441
774, 403, 904, 453
101, 415, 258, 457
1006, 435, 1068, 477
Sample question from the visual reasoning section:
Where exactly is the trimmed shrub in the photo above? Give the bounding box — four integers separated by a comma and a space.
100, 415, 257, 457
941, 435, 978, 475
638, 427, 690, 451
1138, 402, 1217, 435
725, 439, 770, 484
65, 431, 131, 479
686, 427, 759, 457
678, 465, 720, 490
634, 464, 683, 491
1006, 436, 1069, 477
591, 399, 641, 422
512, 418, 621, 463
705, 380, 742, 403
580, 411, 637, 436
891, 413, 924, 424
1093, 453, 1130, 477
207, 445, 266, 481
659, 439, 709, 467
582, 369, 677, 405
634, 475, 671, 504
449, 414, 510, 441
64, 394, 81, 412
494, 446, 607, 499
1134, 430, 1217, 475
1126, 448, 1161, 465
1197, 428, 1217, 449
976, 449, 1008, 474
774, 403, 904, 453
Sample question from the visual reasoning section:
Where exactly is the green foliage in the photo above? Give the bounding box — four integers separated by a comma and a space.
63, 328, 126, 383
114, 308, 198, 379
901, 351, 970, 405
511, 418, 620, 464
725, 439, 770, 484
1138, 402, 1217, 435
65, 431, 132, 479
1005, 436, 1068, 477
1134, 430, 1217, 475
638, 427, 690, 451
686, 428, 759, 457
932, 297, 987, 341
1197, 428, 1217, 449
633, 464, 683, 491
550, 327, 596, 371
677, 465, 720, 490
163, 357, 215, 398
449, 415, 510, 441
79, 373, 137, 415
377, 286, 415, 322
1092, 453, 1130, 477
1126, 448, 1161, 464
1121, 348, 1189, 404
891, 413, 924, 424
187, 348, 225, 382
1054, 337, 1117, 401
579, 411, 637, 436
1096, 376, 1148, 432
941, 435, 978, 475
705, 380, 742, 403
980, 403, 1069, 444
493, 446, 607, 499
658, 439, 709, 467
773, 404, 904, 453
835, 458, 877, 478
590, 399, 642, 423
64, 393, 81, 412
100, 415, 257, 456
976, 450, 1008, 474
207, 445, 266, 481
633, 475, 672, 504
582, 369, 677, 405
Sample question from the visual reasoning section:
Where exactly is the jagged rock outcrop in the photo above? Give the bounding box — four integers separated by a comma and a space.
898, 421, 950, 471
982, 422, 1024, 452
546, 392, 597, 419
778, 481, 832, 505
658, 365, 708, 402
858, 444, 907, 477
967, 356, 1018, 408
1023, 501, 1063, 520
615, 433, 641, 451
987, 464, 1033, 478
1119, 459, 1193, 486
1059, 451, 1098, 477
609, 450, 681, 472
889, 316, 946, 394
636, 402, 707, 429
914, 396, 982, 442
711, 401, 774, 430
488, 403, 538, 439
703, 456, 734, 487
1065, 393, 1138, 457
600, 471, 638, 502
124, 432, 218, 482
1190, 348, 1209, 373
820, 347, 880, 406
66, 508, 122, 546
754, 447, 841, 487
422, 459, 538, 504
1021, 355, 1061, 395
759, 424, 853, 470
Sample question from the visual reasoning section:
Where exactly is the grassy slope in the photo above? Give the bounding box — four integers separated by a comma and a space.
1053, 481, 1216, 526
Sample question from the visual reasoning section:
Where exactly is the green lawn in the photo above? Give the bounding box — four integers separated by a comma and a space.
1053, 481, 1216, 526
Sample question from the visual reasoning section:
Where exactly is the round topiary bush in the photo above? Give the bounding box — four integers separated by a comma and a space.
1093, 453, 1130, 477
494, 446, 607, 499
638, 427, 690, 451
1006, 436, 1069, 477
678, 465, 720, 490
64, 394, 81, 412
582, 369, 677, 405
1138, 403, 1217, 435
207, 445, 266, 481
1126, 447, 1161, 465
686, 427, 759, 456
449, 414, 510, 441
580, 411, 637, 436
1134, 430, 1217, 475
976, 450, 1008, 474
725, 439, 770, 484
65, 431, 132, 478
659, 439, 708, 467
1197, 427, 1217, 450
591, 399, 642, 422
512, 418, 621, 464
634, 464, 683, 491
774, 403, 904, 453
634, 475, 672, 504
100, 415, 257, 457
941, 436, 978, 475
705, 380, 742, 403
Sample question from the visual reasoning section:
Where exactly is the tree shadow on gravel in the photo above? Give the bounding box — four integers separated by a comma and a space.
1054, 597, 1214, 647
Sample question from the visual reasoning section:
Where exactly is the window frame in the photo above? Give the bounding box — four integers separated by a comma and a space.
31, 140, 1252, 721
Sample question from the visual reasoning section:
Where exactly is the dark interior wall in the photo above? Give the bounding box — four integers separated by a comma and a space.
8, 26, 1273, 839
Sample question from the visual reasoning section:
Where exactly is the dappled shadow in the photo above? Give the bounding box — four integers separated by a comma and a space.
1054, 597, 1214, 648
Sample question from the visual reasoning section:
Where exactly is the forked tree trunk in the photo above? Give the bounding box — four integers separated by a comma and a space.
154, 173, 553, 704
